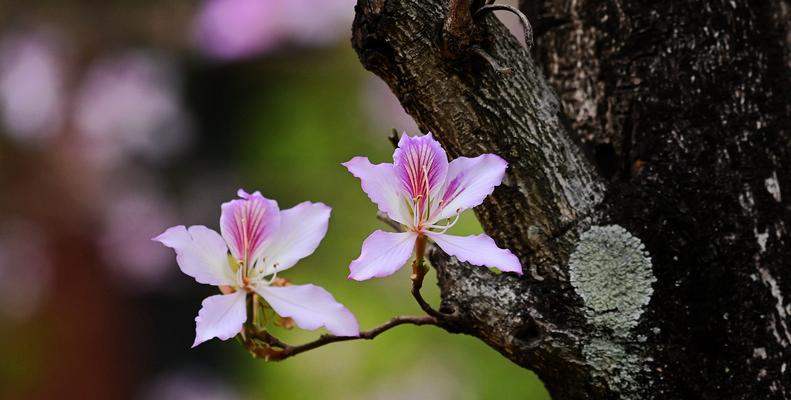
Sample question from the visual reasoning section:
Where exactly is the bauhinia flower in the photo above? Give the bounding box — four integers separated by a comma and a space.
154, 189, 359, 347
343, 133, 522, 281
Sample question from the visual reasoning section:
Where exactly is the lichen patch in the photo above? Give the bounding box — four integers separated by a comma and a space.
569, 225, 656, 335
583, 338, 650, 399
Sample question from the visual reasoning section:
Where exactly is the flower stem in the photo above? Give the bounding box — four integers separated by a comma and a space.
411, 234, 428, 289
408, 235, 454, 320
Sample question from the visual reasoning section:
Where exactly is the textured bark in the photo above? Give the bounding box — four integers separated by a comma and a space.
352, 0, 791, 399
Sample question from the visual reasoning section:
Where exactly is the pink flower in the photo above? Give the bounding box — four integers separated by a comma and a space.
155, 189, 359, 347
344, 133, 522, 280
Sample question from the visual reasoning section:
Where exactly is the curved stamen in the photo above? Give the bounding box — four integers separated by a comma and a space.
236, 266, 246, 290
426, 210, 462, 233
267, 267, 279, 286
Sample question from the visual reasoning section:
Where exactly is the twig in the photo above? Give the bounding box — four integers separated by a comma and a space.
242, 238, 459, 362
411, 282, 448, 320
245, 315, 439, 361
470, 46, 513, 75
376, 212, 404, 232
474, 3, 534, 51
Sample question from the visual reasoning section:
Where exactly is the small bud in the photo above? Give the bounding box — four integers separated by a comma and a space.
271, 277, 290, 287
275, 316, 296, 329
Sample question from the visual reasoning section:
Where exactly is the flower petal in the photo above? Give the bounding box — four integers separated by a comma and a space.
433, 154, 508, 222
192, 291, 247, 347
154, 225, 234, 286
256, 284, 359, 336
220, 189, 280, 265
348, 230, 417, 281
393, 132, 448, 218
342, 157, 411, 225
261, 202, 331, 276
425, 232, 522, 274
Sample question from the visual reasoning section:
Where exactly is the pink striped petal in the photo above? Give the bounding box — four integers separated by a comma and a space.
433, 154, 507, 222
425, 232, 522, 274
262, 202, 331, 276
154, 225, 234, 286
348, 230, 417, 281
256, 284, 359, 336
192, 291, 247, 347
393, 133, 448, 218
343, 157, 411, 225
220, 189, 280, 265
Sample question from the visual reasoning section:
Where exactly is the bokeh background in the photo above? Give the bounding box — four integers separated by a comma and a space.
0, 1, 549, 399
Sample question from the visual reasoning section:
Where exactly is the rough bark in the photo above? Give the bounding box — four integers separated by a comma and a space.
352, 0, 791, 399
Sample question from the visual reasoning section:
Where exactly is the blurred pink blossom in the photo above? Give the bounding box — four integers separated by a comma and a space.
74, 51, 191, 166
191, 0, 356, 60
192, 0, 285, 60
99, 184, 179, 291
141, 369, 240, 400
0, 30, 66, 144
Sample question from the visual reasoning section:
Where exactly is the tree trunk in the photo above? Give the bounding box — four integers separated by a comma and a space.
351, 0, 791, 399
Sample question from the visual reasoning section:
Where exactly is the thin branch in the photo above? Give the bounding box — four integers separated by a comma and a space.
244, 315, 439, 361
242, 236, 456, 362
474, 4, 534, 51
376, 211, 404, 232
411, 283, 449, 320
470, 45, 513, 75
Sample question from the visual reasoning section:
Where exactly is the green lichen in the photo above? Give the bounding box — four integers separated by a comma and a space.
569, 225, 655, 336
583, 338, 652, 399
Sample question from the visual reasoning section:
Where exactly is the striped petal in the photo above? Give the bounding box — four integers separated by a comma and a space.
393, 133, 448, 215
220, 189, 280, 265
433, 154, 508, 222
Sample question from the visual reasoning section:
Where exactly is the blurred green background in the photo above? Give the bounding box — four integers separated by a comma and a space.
0, 1, 548, 399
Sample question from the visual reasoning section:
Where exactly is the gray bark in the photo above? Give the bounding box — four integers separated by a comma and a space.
352, 0, 791, 399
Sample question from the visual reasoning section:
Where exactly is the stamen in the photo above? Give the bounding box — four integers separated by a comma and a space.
239, 258, 247, 280
426, 210, 462, 233
252, 256, 267, 277
422, 167, 431, 221
236, 266, 244, 287
425, 196, 431, 222
267, 265, 280, 285
412, 195, 423, 227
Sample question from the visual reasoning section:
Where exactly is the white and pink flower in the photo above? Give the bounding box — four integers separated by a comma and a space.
344, 133, 522, 281
155, 189, 359, 347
